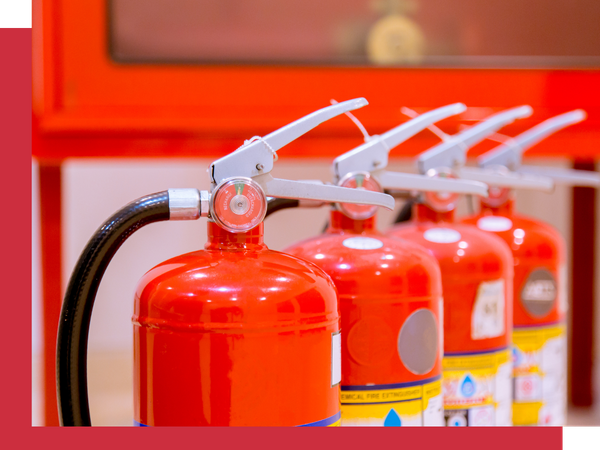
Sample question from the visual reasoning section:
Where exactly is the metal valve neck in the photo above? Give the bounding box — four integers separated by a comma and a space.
205, 221, 267, 251
479, 197, 515, 216
414, 203, 456, 224
328, 210, 378, 234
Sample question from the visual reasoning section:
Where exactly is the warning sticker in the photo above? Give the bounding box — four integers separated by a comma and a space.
471, 280, 506, 340
442, 347, 512, 426
340, 377, 443, 426
512, 323, 567, 426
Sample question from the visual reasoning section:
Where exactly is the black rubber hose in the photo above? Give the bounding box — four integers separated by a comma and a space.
265, 197, 300, 217
56, 191, 170, 426
394, 199, 414, 224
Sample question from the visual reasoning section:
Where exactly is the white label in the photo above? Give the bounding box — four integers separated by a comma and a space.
515, 374, 543, 401
342, 237, 383, 250
331, 332, 341, 386
423, 393, 445, 426
495, 397, 512, 426
495, 360, 513, 402
476, 216, 513, 232
423, 228, 461, 244
559, 264, 568, 315
539, 400, 566, 426
468, 405, 494, 426
542, 335, 566, 373
471, 280, 505, 340
496, 359, 513, 426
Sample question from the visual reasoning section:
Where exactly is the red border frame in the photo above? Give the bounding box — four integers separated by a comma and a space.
33, 0, 600, 160
27, 0, 597, 440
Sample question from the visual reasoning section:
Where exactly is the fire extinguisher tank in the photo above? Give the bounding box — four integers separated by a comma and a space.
388, 204, 514, 426
133, 222, 341, 427
462, 198, 567, 425
56, 98, 396, 427
284, 210, 445, 426
454, 109, 597, 426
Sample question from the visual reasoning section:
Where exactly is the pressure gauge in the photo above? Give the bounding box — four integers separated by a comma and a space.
210, 177, 267, 233
478, 166, 513, 208
337, 172, 382, 220
423, 168, 460, 213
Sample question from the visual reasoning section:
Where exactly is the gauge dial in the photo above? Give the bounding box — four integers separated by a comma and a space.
423, 169, 460, 213
210, 177, 267, 233
337, 172, 382, 220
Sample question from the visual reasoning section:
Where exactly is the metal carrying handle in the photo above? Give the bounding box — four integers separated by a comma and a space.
458, 167, 555, 192
417, 105, 533, 173
253, 174, 395, 210
477, 109, 599, 187
378, 171, 489, 197
479, 110, 587, 170
333, 103, 466, 180
332, 103, 488, 196
517, 165, 600, 187
210, 98, 369, 185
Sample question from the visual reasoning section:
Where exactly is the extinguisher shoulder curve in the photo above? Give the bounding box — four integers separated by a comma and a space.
388, 222, 514, 278
133, 248, 340, 329
284, 231, 443, 300
461, 213, 567, 263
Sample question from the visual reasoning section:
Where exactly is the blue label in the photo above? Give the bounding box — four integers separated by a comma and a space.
460, 374, 476, 398
383, 409, 402, 427
298, 411, 341, 427
134, 412, 341, 427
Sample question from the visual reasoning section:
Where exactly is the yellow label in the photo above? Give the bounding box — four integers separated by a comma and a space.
513, 402, 543, 425
341, 377, 443, 426
442, 348, 512, 426
512, 323, 567, 426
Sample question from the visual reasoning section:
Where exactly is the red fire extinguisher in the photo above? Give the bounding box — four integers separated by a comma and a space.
267, 103, 488, 426
460, 109, 600, 426
388, 105, 535, 426
55, 98, 395, 426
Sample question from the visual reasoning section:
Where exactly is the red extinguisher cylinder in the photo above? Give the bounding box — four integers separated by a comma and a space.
388, 203, 514, 426
133, 222, 342, 426
461, 196, 567, 426
284, 210, 445, 426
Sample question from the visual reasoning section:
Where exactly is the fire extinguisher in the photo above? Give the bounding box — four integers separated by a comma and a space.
56, 98, 395, 427
460, 109, 600, 426
266, 103, 488, 426
388, 105, 535, 426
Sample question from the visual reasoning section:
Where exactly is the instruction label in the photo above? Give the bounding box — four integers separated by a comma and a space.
472, 280, 506, 340
442, 347, 512, 426
512, 323, 566, 426
340, 376, 444, 426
